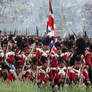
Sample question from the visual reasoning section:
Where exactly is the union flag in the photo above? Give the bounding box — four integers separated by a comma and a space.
47, 0, 56, 37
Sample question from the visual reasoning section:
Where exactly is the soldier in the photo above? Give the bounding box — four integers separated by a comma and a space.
36, 37, 51, 65
15, 42, 28, 64
50, 42, 62, 68
38, 56, 50, 87
70, 38, 86, 66
55, 42, 62, 56
0, 39, 11, 80
50, 56, 71, 90
6, 47, 15, 66
85, 43, 92, 84
42, 36, 51, 52
7, 61, 25, 83
25, 57, 38, 82
70, 56, 90, 85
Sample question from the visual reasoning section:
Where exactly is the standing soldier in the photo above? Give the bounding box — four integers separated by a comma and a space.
85, 43, 92, 84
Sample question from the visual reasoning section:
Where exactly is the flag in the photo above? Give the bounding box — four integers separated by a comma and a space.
49, 40, 57, 67
49, 41, 57, 55
52, 46, 57, 55
47, 0, 56, 37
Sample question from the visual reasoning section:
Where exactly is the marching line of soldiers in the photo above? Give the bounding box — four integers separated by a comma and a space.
0, 31, 92, 91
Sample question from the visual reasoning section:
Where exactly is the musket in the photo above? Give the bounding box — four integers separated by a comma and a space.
79, 55, 84, 84
10, 70, 19, 80
71, 29, 77, 39
36, 26, 39, 37
14, 29, 16, 36
64, 59, 69, 84
83, 30, 89, 40
64, 53, 73, 84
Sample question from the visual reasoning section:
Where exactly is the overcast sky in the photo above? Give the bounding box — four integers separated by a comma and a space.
0, 0, 92, 37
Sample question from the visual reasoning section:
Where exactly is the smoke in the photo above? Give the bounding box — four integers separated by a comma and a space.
0, 0, 92, 37
63, 0, 92, 37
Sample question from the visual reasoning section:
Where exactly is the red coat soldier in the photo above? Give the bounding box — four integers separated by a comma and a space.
38, 56, 49, 87
25, 57, 38, 82
85, 43, 92, 84
70, 56, 90, 85
7, 61, 25, 83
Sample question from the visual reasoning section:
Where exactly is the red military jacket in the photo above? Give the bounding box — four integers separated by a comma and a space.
85, 53, 92, 67
38, 67, 50, 83
25, 69, 37, 81
57, 67, 71, 79
7, 70, 25, 82
48, 67, 71, 82
70, 67, 89, 82
51, 56, 57, 67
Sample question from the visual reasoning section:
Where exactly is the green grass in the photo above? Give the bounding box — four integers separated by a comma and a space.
0, 80, 92, 92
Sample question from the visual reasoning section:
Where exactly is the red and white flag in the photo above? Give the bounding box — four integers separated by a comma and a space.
47, 0, 56, 37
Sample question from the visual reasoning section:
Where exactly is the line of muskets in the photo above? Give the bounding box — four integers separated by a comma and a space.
0, 39, 87, 82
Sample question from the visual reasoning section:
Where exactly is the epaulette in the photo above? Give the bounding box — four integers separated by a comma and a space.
26, 69, 32, 74
42, 52, 47, 57
36, 48, 43, 52
9, 69, 15, 73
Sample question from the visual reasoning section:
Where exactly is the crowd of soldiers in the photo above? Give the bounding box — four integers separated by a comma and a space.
0, 31, 92, 91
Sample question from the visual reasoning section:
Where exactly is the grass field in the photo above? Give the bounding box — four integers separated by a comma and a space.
0, 80, 92, 92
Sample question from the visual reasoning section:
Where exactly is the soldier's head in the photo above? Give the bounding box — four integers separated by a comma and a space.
15, 62, 23, 74
8, 39, 16, 51
24, 46, 31, 56
55, 42, 62, 55
28, 38, 34, 45
22, 42, 30, 56
69, 35, 75, 41
40, 56, 48, 68
42, 37, 51, 51
2, 39, 8, 53
31, 57, 38, 70
57, 57, 65, 68
76, 38, 86, 54
74, 56, 82, 69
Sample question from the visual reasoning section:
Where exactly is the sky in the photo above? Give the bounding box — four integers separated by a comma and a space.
0, 0, 92, 37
